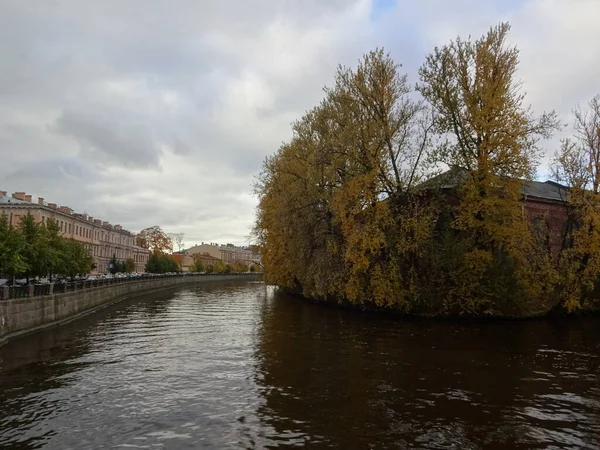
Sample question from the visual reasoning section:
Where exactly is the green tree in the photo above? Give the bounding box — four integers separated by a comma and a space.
43, 218, 66, 279
0, 214, 28, 278
18, 212, 57, 281
212, 260, 226, 273
233, 262, 249, 272
125, 258, 135, 273
57, 238, 93, 279
108, 254, 119, 274
145, 253, 179, 274
1, 214, 93, 281
193, 259, 205, 272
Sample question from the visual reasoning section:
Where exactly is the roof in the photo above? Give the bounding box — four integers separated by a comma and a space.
523, 180, 568, 202
0, 196, 31, 205
423, 167, 568, 203
192, 254, 219, 260
0, 194, 138, 235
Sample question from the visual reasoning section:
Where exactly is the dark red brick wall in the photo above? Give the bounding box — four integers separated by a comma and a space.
524, 198, 569, 255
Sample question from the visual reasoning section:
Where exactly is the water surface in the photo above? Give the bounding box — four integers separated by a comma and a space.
1, 281, 599, 449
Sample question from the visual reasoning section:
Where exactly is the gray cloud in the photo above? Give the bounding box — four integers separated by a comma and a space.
0, 0, 598, 246
55, 107, 162, 168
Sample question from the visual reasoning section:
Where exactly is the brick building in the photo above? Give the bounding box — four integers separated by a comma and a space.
520, 179, 569, 255
0, 191, 151, 274
432, 168, 569, 254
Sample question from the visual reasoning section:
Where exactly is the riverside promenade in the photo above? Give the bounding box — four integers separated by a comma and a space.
0, 272, 260, 345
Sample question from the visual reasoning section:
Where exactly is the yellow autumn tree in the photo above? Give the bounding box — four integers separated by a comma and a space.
324, 49, 436, 309
255, 22, 570, 317
254, 50, 437, 309
254, 102, 347, 300
552, 94, 600, 311
418, 22, 560, 315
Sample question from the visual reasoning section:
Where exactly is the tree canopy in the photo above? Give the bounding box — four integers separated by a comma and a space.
145, 253, 179, 274
0, 213, 93, 280
136, 225, 172, 254
252, 22, 593, 318
552, 94, 600, 311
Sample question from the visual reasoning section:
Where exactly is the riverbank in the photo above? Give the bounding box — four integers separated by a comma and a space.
0, 273, 260, 346
277, 286, 600, 320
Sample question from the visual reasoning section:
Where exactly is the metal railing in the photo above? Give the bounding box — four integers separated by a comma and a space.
0, 272, 260, 301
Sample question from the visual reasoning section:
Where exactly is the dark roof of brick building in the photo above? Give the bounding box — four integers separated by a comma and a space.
423, 167, 569, 203
523, 180, 568, 202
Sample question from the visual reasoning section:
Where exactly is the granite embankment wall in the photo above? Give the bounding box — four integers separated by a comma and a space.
0, 274, 260, 345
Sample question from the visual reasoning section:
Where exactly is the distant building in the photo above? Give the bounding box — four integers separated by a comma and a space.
132, 245, 152, 273
0, 190, 151, 274
171, 253, 195, 272
185, 242, 261, 267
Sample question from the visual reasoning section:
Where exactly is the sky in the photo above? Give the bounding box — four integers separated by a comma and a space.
1, 0, 599, 248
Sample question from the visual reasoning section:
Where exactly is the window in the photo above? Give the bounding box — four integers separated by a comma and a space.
531, 216, 551, 254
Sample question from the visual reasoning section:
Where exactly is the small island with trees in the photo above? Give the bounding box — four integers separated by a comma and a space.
253, 23, 600, 318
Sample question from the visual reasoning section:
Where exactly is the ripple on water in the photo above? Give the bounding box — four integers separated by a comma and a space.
0, 283, 599, 449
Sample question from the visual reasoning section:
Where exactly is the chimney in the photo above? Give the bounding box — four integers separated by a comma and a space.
24, 194, 32, 202
59, 206, 71, 214
12, 192, 26, 201
103, 221, 110, 227
0, 191, 6, 197
94, 219, 102, 225
48, 203, 57, 209
114, 224, 122, 231
88, 216, 94, 222
38, 197, 44, 205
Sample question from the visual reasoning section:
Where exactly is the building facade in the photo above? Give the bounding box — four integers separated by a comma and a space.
132, 245, 152, 273
185, 243, 261, 267
0, 191, 151, 274
431, 168, 570, 257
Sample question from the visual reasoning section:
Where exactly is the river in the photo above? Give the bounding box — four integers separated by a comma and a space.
0, 280, 599, 449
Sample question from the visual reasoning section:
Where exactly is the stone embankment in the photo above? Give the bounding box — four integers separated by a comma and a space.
0, 273, 261, 345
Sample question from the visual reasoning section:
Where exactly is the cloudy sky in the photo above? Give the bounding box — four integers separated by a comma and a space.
1, 0, 599, 247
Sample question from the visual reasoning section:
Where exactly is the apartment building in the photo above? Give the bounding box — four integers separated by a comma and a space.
185, 242, 261, 266
0, 191, 151, 274
132, 245, 152, 273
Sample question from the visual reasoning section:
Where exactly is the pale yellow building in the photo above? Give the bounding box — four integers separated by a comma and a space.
185, 242, 260, 267
0, 190, 150, 274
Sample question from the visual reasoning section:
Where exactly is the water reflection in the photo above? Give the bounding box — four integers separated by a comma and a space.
0, 282, 598, 449
254, 288, 600, 449
0, 289, 178, 449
